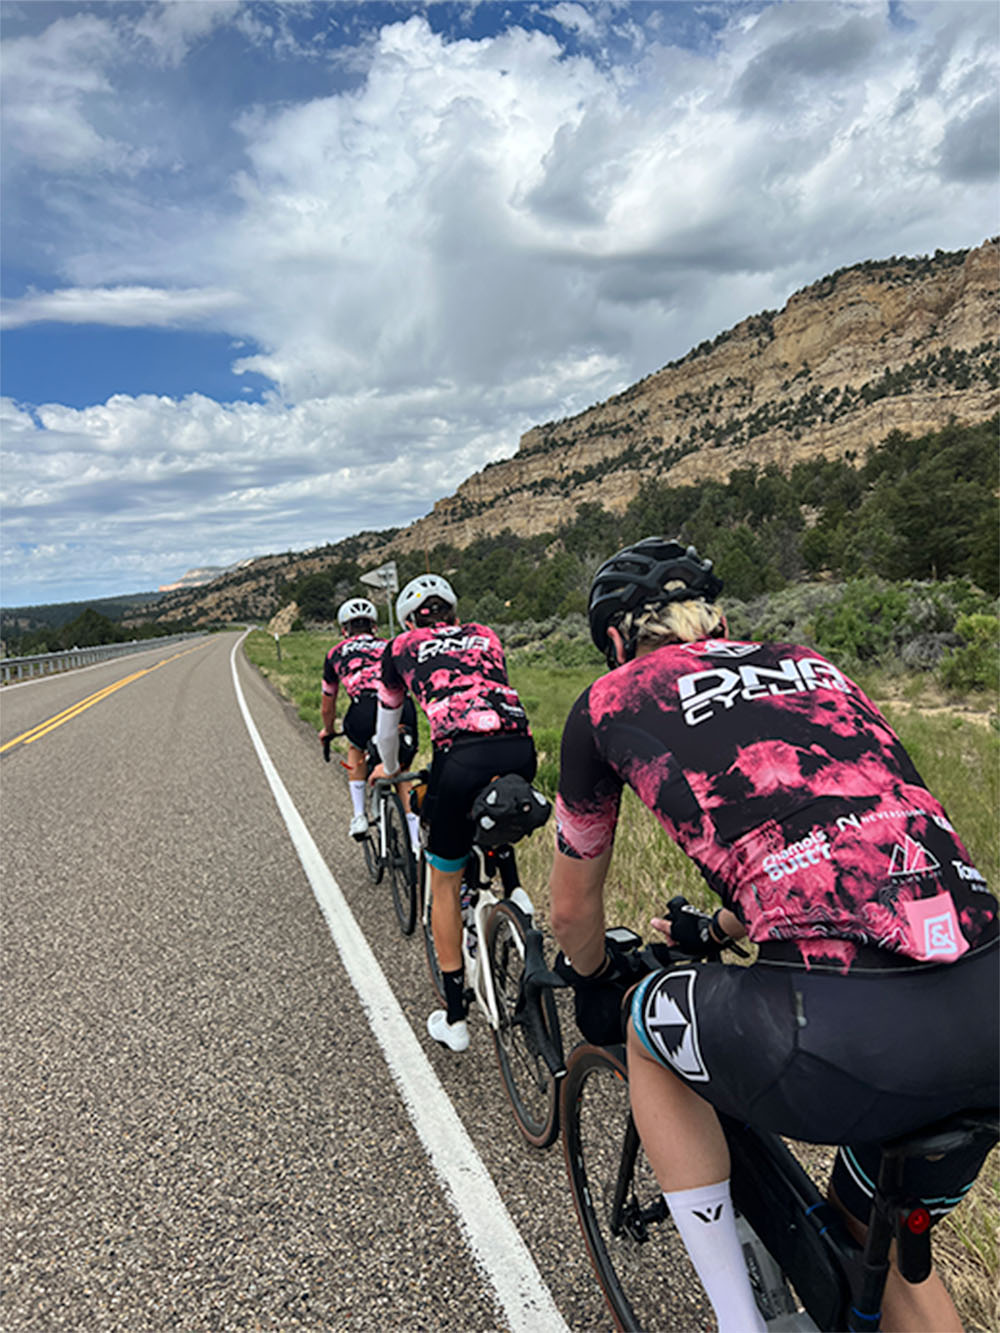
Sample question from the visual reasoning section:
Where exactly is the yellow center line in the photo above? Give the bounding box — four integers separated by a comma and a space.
0, 642, 209, 754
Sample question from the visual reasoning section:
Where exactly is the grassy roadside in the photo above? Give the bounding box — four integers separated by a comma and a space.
243, 627, 998, 1330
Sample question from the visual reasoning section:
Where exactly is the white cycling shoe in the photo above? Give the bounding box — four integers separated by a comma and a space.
349, 813, 368, 840
427, 1010, 469, 1053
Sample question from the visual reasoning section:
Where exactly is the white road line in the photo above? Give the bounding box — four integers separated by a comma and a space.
231, 636, 568, 1333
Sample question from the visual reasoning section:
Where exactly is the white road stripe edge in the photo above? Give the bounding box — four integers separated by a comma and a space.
231, 636, 569, 1333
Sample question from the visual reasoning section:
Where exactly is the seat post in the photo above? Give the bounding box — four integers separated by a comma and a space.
496, 844, 520, 894
848, 1149, 907, 1331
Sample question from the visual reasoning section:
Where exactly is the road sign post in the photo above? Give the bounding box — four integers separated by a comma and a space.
360, 561, 400, 636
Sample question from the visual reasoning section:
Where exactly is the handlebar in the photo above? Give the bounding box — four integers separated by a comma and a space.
518, 927, 712, 1066
321, 729, 344, 762
370, 766, 429, 791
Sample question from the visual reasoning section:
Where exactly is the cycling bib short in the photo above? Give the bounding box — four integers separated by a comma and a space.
422, 734, 536, 864
343, 693, 417, 768
631, 938, 998, 1222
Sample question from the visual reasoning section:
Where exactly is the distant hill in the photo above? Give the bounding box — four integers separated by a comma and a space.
1, 590, 163, 636
158, 560, 256, 592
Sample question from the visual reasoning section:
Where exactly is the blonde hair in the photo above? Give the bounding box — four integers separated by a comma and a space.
623, 582, 724, 648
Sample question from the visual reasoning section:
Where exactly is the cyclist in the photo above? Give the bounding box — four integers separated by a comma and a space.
319, 597, 419, 849
549, 537, 998, 1333
372, 573, 536, 1053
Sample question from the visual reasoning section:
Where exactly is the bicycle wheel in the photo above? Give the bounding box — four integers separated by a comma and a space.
562, 1044, 712, 1333
485, 901, 560, 1149
420, 858, 446, 1003
361, 817, 382, 883
385, 792, 417, 936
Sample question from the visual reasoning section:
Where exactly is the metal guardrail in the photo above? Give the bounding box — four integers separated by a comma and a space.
0, 633, 204, 685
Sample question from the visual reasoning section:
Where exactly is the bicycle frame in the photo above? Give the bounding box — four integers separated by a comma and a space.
422, 842, 536, 1032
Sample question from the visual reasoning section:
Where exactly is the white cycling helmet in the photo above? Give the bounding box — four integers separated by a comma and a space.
396, 573, 457, 627
338, 597, 377, 628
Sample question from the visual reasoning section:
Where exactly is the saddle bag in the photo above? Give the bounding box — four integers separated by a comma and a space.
470, 773, 552, 847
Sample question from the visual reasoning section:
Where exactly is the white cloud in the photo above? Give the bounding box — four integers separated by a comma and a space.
1, 286, 246, 330
132, 0, 242, 67
1, 12, 133, 172
2, 1, 998, 605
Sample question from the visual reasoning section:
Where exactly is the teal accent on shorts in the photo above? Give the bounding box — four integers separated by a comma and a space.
630, 973, 664, 1064
425, 851, 469, 872
840, 1146, 974, 1210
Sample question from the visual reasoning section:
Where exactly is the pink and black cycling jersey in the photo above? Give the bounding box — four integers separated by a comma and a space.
378, 622, 530, 747
322, 634, 386, 705
556, 638, 996, 970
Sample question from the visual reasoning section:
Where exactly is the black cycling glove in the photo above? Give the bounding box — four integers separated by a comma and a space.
555, 940, 644, 1046
665, 896, 727, 959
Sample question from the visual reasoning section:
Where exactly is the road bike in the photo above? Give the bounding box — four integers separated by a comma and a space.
419, 811, 564, 1148
324, 733, 420, 935
519, 929, 998, 1331
362, 763, 422, 935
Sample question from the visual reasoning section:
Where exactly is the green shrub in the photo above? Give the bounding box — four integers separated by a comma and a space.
939, 615, 1000, 693
812, 579, 909, 662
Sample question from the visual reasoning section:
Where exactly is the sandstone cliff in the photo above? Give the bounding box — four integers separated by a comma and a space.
149, 239, 998, 625
392, 239, 997, 552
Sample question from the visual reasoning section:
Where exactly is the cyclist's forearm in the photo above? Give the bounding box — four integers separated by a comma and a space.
320, 693, 336, 733
550, 846, 612, 975
714, 908, 746, 942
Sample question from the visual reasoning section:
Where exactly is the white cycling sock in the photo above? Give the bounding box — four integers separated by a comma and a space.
662, 1180, 766, 1333
406, 811, 420, 852
349, 780, 366, 817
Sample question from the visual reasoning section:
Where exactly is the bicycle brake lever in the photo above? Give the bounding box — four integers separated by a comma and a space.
523, 928, 568, 990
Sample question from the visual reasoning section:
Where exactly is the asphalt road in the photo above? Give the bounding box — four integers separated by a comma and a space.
1, 632, 619, 1332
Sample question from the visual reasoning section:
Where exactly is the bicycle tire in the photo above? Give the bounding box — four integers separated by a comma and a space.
420, 858, 446, 1003
561, 1043, 714, 1333
361, 818, 382, 883
385, 791, 417, 935
485, 901, 561, 1149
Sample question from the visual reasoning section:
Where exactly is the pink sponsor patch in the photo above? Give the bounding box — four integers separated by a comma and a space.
901, 892, 970, 962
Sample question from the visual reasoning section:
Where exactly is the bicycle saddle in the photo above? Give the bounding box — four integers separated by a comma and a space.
882, 1107, 998, 1159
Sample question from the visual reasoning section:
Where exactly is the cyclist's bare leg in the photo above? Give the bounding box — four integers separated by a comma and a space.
627, 1019, 729, 1186
627, 1019, 765, 1333
344, 743, 369, 821
827, 1184, 962, 1333
344, 743, 368, 783
430, 865, 464, 972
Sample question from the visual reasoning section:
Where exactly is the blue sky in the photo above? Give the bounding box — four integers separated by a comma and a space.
2, 0, 997, 608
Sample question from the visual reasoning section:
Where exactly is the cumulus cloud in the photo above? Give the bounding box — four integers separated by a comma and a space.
1, 0, 998, 605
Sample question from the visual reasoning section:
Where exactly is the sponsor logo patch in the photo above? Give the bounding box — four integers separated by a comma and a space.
901, 893, 969, 961
680, 640, 761, 659
644, 969, 709, 1082
677, 657, 852, 727
416, 633, 490, 662
887, 834, 940, 878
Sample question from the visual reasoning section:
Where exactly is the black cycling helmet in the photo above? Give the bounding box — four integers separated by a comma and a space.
588, 537, 723, 666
